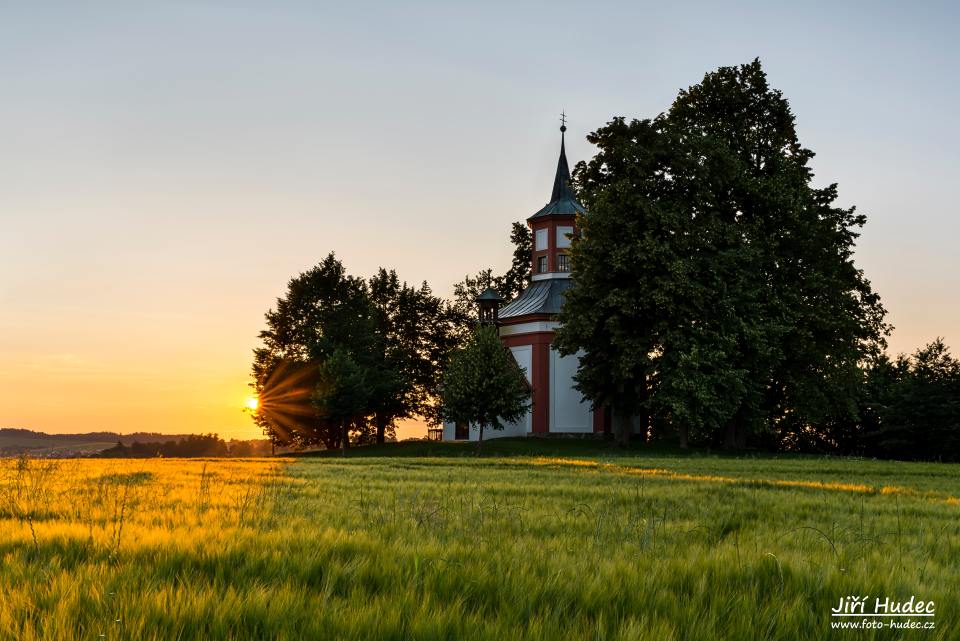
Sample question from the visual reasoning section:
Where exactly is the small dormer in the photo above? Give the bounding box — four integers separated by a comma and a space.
528, 124, 585, 281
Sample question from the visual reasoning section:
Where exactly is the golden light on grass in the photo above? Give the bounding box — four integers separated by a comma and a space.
525, 457, 960, 504
4, 452, 960, 639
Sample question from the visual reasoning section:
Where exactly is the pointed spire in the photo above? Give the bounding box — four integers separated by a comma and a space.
549, 118, 574, 203
527, 115, 586, 221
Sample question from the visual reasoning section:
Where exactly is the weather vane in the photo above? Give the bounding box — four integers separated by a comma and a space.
560, 111, 567, 132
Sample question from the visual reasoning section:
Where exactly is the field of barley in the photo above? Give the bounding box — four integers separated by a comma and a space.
1, 439, 958, 640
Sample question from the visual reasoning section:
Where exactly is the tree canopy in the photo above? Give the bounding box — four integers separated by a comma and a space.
251, 253, 460, 449
555, 59, 889, 448
864, 339, 960, 460
442, 326, 530, 452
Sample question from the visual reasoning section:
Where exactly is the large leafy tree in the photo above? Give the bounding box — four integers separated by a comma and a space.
252, 254, 376, 448
367, 269, 461, 441
667, 59, 888, 448
556, 59, 888, 448
251, 254, 457, 448
442, 326, 530, 453
553, 118, 671, 446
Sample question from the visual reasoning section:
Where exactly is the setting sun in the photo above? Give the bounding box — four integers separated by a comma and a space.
244, 396, 258, 411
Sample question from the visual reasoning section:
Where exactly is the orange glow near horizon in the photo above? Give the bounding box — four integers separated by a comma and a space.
0, 339, 427, 440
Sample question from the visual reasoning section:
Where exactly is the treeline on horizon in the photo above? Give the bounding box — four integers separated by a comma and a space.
250, 59, 960, 463
98, 434, 273, 458
0, 428, 197, 445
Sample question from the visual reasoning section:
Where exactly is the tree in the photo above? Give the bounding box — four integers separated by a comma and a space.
867, 339, 960, 460
251, 253, 377, 449
778, 340, 960, 461
556, 59, 888, 449
501, 221, 534, 300
253, 358, 337, 448
251, 253, 460, 448
664, 59, 889, 448
312, 350, 372, 454
553, 117, 698, 446
99, 434, 229, 458
367, 269, 460, 442
442, 326, 530, 452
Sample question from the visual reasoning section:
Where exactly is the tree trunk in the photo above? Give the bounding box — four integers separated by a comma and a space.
615, 410, 632, 448
723, 411, 748, 451
375, 414, 386, 445
723, 422, 737, 450
735, 417, 748, 450
638, 379, 651, 442
678, 424, 689, 449
477, 424, 484, 455
341, 420, 348, 456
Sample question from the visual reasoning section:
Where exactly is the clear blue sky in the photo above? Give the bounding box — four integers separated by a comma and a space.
1, 1, 958, 437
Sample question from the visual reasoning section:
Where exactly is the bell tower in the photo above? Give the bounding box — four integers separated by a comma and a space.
528, 116, 584, 281
476, 287, 504, 326
442, 117, 607, 442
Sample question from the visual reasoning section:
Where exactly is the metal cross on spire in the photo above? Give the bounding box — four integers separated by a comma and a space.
560, 111, 567, 132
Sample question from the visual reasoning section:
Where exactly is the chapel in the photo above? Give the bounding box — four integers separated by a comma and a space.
442, 124, 610, 440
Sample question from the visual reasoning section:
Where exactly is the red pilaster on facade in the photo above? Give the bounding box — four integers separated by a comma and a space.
531, 337, 552, 433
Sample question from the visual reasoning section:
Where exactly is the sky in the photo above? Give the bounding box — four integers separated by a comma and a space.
1, 1, 958, 440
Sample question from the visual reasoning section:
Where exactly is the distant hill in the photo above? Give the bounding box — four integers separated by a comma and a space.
0, 428, 198, 455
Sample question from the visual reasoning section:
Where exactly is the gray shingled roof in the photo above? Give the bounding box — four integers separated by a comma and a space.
499, 278, 573, 319
529, 197, 586, 219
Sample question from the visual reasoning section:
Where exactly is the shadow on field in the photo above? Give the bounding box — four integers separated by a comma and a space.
293, 438, 730, 460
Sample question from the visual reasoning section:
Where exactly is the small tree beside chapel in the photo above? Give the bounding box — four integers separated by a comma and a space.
442, 326, 530, 452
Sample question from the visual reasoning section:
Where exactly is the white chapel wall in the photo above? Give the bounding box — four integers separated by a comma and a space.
441, 420, 456, 441
496, 345, 532, 438
442, 344, 532, 441
549, 349, 593, 433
